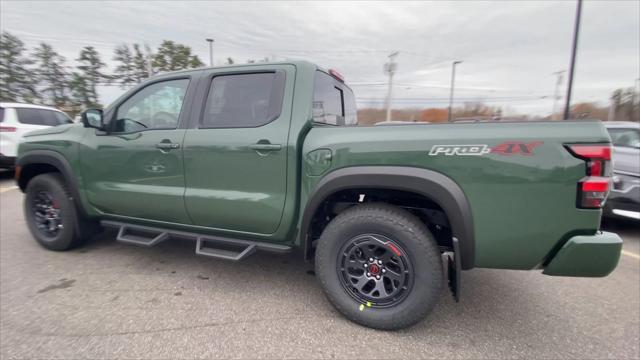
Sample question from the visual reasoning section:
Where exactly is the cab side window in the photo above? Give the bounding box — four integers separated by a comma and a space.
201, 72, 285, 128
113, 79, 189, 133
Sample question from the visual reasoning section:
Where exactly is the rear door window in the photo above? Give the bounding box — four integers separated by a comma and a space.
15, 108, 72, 126
0, 107, 4, 122
201, 72, 286, 128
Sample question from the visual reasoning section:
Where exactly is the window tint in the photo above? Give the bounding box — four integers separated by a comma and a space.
313, 72, 343, 125
0, 107, 4, 122
113, 79, 189, 133
16, 108, 72, 126
343, 87, 358, 125
54, 111, 72, 124
202, 72, 285, 128
608, 128, 640, 148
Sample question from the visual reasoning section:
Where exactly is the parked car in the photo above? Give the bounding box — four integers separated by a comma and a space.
0, 103, 73, 168
604, 121, 640, 220
15, 61, 622, 330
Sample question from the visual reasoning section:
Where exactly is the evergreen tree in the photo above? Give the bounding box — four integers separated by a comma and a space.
132, 43, 151, 82
113, 44, 136, 88
152, 40, 204, 72
32, 42, 71, 108
70, 46, 107, 107
0, 31, 39, 102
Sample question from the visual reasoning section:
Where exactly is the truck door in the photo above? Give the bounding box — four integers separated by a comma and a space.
182, 65, 294, 235
81, 76, 195, 224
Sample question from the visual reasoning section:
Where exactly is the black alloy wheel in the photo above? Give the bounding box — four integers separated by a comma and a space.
31, 190, 63, 238
338, 234, 413, 307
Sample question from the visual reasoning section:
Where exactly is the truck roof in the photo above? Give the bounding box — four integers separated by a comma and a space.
156, 60, 320, 77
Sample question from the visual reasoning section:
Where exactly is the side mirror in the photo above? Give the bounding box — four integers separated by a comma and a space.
81, 109, 104, 130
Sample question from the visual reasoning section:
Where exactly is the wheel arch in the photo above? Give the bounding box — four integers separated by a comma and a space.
16, 150, 89, 217
300, 166, 475, 270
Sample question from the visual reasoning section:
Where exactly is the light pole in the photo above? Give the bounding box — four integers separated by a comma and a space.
563, 0, 583, 120
384, 51, 399, 122
206, 38, 214, 67
448, 60, 462, 122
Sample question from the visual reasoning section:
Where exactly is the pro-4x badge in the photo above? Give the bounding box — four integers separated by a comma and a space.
429, 141, 543, 156
429, 145, 490, 156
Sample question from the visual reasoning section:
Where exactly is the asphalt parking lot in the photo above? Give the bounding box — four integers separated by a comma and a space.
0, 170, 638, 359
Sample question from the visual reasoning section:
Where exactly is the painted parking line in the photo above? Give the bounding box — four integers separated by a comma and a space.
621, 250, 640, 260
0, 186, 18, 193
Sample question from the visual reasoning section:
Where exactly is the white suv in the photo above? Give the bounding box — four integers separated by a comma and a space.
0, 103, 73, 168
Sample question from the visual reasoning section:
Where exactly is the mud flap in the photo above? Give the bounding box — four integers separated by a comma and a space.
442, 237, 461, 302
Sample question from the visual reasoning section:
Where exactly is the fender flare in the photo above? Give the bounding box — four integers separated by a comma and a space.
300, 166, 475, 270
16, 150, 89, 217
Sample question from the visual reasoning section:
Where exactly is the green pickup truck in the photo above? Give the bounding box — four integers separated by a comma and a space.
16, 61, 622, 330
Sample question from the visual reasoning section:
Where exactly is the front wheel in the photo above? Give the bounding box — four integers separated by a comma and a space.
24, 173, 94, 251
315, 203, 443, 330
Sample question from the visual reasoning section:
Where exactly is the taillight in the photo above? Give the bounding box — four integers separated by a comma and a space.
0, 126, 17, 132
579, 177, 609, 208
566, 144, 612, 209
567, 144, 611, 176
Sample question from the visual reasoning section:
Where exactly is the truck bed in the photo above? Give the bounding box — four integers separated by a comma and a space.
303, 120, 610, 269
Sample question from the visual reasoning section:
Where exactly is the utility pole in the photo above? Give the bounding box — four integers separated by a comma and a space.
206, 38, 215, 67
635, 78, 640, 109
608, 97, 616, 121
552, 70, 566, 120
448, 60, 462, 122
384, 51, 399, 122
563, 0, 583, 120
144, 43, 153, 77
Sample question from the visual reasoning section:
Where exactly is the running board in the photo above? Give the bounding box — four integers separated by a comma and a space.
101, 220, 291, 261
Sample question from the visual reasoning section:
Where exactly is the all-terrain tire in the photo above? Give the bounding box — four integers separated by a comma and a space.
315, 203, 443, 330
24, 173, 97, 251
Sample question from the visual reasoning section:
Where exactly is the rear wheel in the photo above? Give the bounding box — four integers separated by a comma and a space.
24, 173, 96, 251
315, 203, 443, 330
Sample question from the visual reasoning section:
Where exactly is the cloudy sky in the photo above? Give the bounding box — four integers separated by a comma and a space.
2, 0, 639, 116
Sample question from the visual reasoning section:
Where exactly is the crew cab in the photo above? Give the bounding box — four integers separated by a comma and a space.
15, 61, 622, 330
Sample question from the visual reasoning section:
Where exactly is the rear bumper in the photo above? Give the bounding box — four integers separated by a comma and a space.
543, 231, 622, 277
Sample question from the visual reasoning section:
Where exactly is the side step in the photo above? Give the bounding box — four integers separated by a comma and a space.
116, 224, 169, 247
101, 220, 291, 261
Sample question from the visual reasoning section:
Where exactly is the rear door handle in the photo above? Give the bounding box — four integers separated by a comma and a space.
155, 142, 180, 150
249, 143, 282, 151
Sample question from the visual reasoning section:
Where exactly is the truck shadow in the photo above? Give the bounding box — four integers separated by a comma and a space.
78, 229, 535, 332
0, 169, 14, 180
